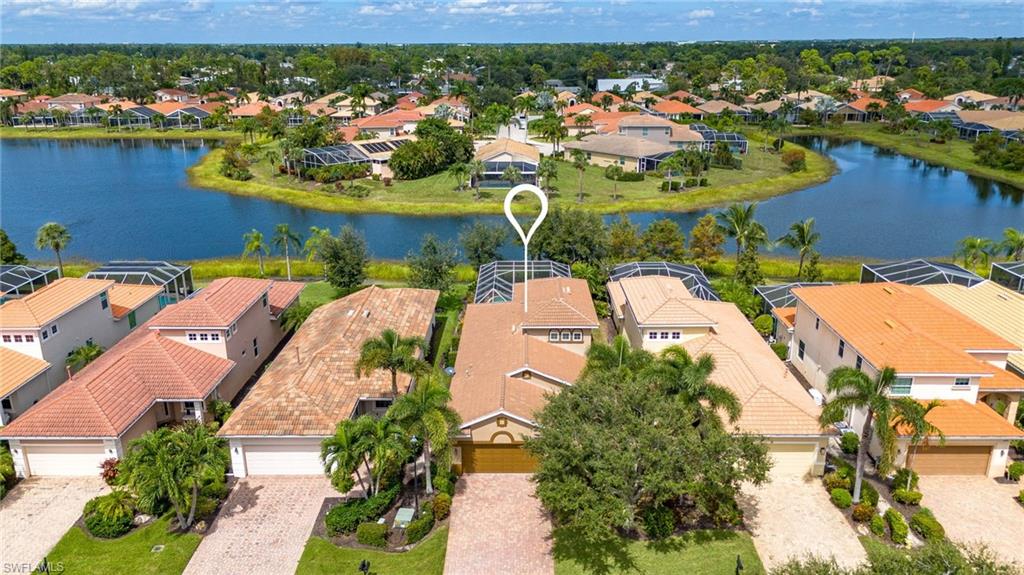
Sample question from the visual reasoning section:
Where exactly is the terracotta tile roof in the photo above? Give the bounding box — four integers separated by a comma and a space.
590, 91, 625, 105
652, 99, 703, 115
565, 111, 641, 133
151, 277, 281, 328
561, 103, 602, 116
352, 110, 422, 129
846, 97, 888, 112
665, 90, 704, 104
895, 400, 1024, 439
336, 126, 360, 142
791, 283, 1018, 376
0, 278, 114, 329
268, 281, 304, 317
0, 347, 50, 398
396, 91, 425, 110
219, 286, 438, 437
229, 102, 278, 117
613, 276, 714, 326
14, 101, 49, 114
0, 89, 27, 98
303, 102, 336, 116
156, 88, 188, 96
474, 138, 540, 163
144, 101, 187, 115
898, 88, 926, 100
773, 307, 796, 329
95, 101, 138, 112
697, 100, 749, 114
107, 284, 163, 320
904, 99, 956, 113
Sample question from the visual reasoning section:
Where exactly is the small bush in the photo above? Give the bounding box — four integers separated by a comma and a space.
660, 180, 682, 192
85, 512, 132, 539
910, 508, 945, 540
1018, 490, 1023, 504
893, 489, 923, 506
1008, 461, 1024, 481
641, 506, 676, 539
830, 488, 853, 509
852, 503, 876, 523
781, 149, 807, 172
325, 484, 400, 535
684, 177, 698, 187
859, 482, 880, 507
698, 177, 709, 186
752, 314, 773, 336
99, 458, 120, 486
433, 475, 454, 497
405, 510, 434, 544
823, 472, 851, 491
833, 458, 855, 479
840, 432, 860, 455
356, 522, 388, 547
771, 342, 788, 361
870, 513, 886, 538
892, 468, 919, 491
885, 508, 909, 545
431, 493, 452, 520
194, 496, 219, 519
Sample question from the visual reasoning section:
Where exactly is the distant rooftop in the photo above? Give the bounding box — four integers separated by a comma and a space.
610, 261, 719, 301
990, 261, 1024, 293
474, 260, 572, 304
860, 259, 984, 287
754, 282, 835, 312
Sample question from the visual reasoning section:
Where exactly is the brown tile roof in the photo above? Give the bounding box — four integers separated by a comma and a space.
47, 93, 103, 105
0, 89, 27, 97
665, 90, 705, 104
268, 281, 305, 317
303, 102, 336, 116
904, 100, 956, 113
0, 278, 114, 329
219, 286, 438, 437
898, 88, 926, 100
564, 111, 641, 133
353, 109, 423, 129
944, 90, 997, 102
0, 347, 50, 398
697, 100, 749, 114
107, 284, 163, 319
956, 110, 1024, 131
590, 91, 625, 105
617, 115, 677, 128
652, 99, 703, 116
561, 103, 602, 116
563, 133, 676, 158
144, 101, 187, 115
474, 138, 540, 163
151, 277, 287, 328
895, 400, 1024, 439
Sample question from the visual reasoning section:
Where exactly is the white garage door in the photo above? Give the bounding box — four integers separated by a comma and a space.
242, 439, 324, 476
769, 442, 817, 478
24, 442, 107, 477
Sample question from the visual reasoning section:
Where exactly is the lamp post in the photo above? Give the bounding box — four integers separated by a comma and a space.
410, 435, 420, 519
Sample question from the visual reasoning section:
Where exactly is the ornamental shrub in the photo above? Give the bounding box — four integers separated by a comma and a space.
356, 522, 388, 547
833, 458, 855, 479
405, 510, 434, 544
433, 475, 454, 497
870, 513, 886, 538
1018, 490, 1023, 505
660, 180, 682, 192
85, 512, 132, 539
684, 177, 698, 188
830, 488, 853, 509
859, 482, 880, 507
885, 508, 909, 545
852, 503, 876, 523
840, 432, 859, 455
893, 489, 923, 506
431, 493, 452, 520
910, 508, 945, 541
771, 343, 788, 361
99, 458, 120, 486
641, 506, 676, 540
699, 178, 709, 186
823, 472, 851, 491
781, 149, 807, 172
892, 468, 919, 491
1008, 461, 1024, 481
325, 484, 400, 535
752, 314, 774, 336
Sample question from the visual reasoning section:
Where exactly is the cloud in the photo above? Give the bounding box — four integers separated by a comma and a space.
687, 8, 714, 19
357, 2, 418, 16
787, 7, 822, 17
447, 0, 562, 16
7, 0, 210, 21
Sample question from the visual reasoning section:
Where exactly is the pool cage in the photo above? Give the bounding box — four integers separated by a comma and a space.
990, 261, 1024, 293
754, 282, 834, 315
860, 259, 984, 287
610, 261, 719, 301
300, 145, 371, 169
0, 265, 59, 299
474, 260, 572, 304
85, 261, 194, 306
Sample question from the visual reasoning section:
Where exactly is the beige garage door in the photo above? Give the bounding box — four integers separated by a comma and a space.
769, 443, 817, 477
462, 443, 537, 473
911, 445, 990, 475
24, 441, 107, 477
242, 439, 324, 476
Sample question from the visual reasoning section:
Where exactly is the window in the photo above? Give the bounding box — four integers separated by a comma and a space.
210, 332, 220, 342
572, 331, 583, 342
252, 337, 259, 357
50, 324, 58, 335
815, 318, 820, 330
24, 335, 33, 342
1, 398, 12, 410
183, 402, 196, 416
560, 330, 571, 342
642, 127, 649, 136
13, 335, 22, 343
1, 335, 9, 343
798, 340, 805, 360
855, 355, 862, 370
187, 333, 198, 341
99, 292, 109, 310
671, 332, 681, 340
891, 377, 912, 396
228, 323, 237, 339
548, 330, 558, 342
41, 330, 48, 341
199, 333, 209, 342
648, 331, 658, 340
838, 340, 845, 358
618, 156, 625, 165
953, 377, 971, 388
660, 332, 670, 339
128, 311, 137, 330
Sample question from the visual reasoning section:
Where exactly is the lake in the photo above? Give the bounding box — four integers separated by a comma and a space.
1, 137, 1021, 262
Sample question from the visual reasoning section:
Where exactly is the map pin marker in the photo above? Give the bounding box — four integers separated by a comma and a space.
503, 184, 548, 314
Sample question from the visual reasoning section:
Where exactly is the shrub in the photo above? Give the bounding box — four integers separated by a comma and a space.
833, 457, 855, 479
83, 491, 135, 538
684, 177, 698, 187
431, 492, 452, 520
870, 513, 887, 538
859, 482, 880, 507
892, 468, 919, 491
405, 510, 434, 544
659, 180, 682, 192
194, 496, 219, 519
325, 484, 400, 535
840, 432, 859, 455
641, 506, 676, 539
1018, 490, 1023, 505
852, 503, 876, 523
618, 171, 644, 182
910, 508, 945, 541
1008, 461, 1024, 481
99, 458, 120, 486
356, 522, 388, 547
781, 149, 807, 172
885, 508, 909, 545
830, 488, 853, 509
752, 314, 773, 336
85, 512, 133, 539
699, 178, 709, 186
893, 488, 923, 506
771, 343, 788, 361
433, 474, 455, 497
823, 472, 851, 491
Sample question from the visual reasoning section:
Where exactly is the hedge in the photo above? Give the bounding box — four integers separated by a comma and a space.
885, 508, 909, 545
830, 488, 853, 509
869, 513, 886, 538
641, 506, 676, 540
893, 488, 923, 506
859, 482, 880, 507
405, 508, 434, 544
325, 484, 400, 535
892, 468, 919, 491
910, 508, 945, 541
1008, 461, 1024, 481
356, 522, 388, 547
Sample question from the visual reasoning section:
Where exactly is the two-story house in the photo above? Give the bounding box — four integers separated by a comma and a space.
0, 277, 303, 477
608, 275, 831, 478
788, 283, 1024, 477
450, 277, 599, 473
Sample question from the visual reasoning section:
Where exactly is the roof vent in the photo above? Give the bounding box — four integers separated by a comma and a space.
363, 310, 370, 318
347, 309, 355, 317
884, 319, 897, 329
882, 286, 895, 295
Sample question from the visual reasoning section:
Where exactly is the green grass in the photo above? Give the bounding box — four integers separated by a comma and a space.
791, 123, 1024, 189
40, 516, 201, 575
0, 126, 240, 141
705, 254, 867, 283
430, 284, 469, 368
296, 526, 448, 575
300, 281, 342, 307
553, 529, 765, 575
188, 136, 834, 216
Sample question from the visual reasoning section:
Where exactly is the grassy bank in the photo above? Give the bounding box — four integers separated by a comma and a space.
706, 254, 868, 283
791, 123, 1024, 190
188, 137, 834, 216
0, 126, 240, 141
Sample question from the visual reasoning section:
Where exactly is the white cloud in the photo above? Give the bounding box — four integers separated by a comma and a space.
358, 2, 418, 16
8, 0, 209, 21
687, 8, 714, 19
787, 7, 822, 17
792, 0, 823, 4
447, 0, 562, 16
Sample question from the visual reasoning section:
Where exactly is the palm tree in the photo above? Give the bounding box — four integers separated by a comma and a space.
891, 398, 945, 491
955, 236, 994, 271
242, 229, 269, 276
819, 366, 900, 504
176, 423, 230, 528
35, 222, 71, 277
716, 203, 769, 263
447, 162, 470, 193
999, 227, 1024, 261
66, 342, 104, 374
654, 346, 741, 424
570, 149, 588, 203
468, 159, 486, 201
357, 415, 410, 495
271, 223, 302, 281
501, 165, 523, 187
388, 373, 461, 494
777, 218, 821, 279
606, 164, 624, 200
355, 329, 428, 397
659, 156, 683, 192
583, 335, 653, 376
321, 418, 371, 498
537, 157, 559, 194
120, 428, 186, 527
304, 226, 332, 279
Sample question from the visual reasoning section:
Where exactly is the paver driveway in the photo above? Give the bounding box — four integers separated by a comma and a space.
0, 477, 108, 572
183, 476, 337, 575
919, 476, 1024, 565
740, 474, 866, 570
444, 474, 553, 575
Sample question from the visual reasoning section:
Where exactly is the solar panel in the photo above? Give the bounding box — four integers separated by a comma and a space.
610, 261, 719, 301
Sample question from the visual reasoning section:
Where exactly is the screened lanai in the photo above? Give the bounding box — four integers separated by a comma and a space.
754, 282, 834, 314
85, 261, 193, 305
990, 261, 1024, 293
0, 265, 59, 299
610, 261, 719, 301
860, 259, 984, 287
474, 260, 572, 304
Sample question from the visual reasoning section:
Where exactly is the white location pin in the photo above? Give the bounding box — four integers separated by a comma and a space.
503, 184, 548, 314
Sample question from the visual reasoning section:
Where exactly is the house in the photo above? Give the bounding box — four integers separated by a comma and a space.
783, 90, 830, 104
596, 76, 666, 92
851, 75, 894, 92
312, 91, 346, 107
616, 115, 704, 149
0, 89, 29, 102
352, 109, 423, 137
696, 100, 750, 118
301, 136, 414, 179
897, 88, 926, 103
944, 90, 998, 108
0, 277, 303, 477
219, 286, 438, 477
665, 90, 706, 105
271, 92, 306, 108
154, 88, 189, 103
0, 265, 59, 300
555, 90, 579, 107
590, 91, 625, 108
563, 111, 639, 136
0, 347, 52, 426
563, 133, 677, 172
415, 95, 470, 122
787, 283, 1024, 477
229, 102, 276, 119
833, 97, 888, 122
396, 91, 426, 110
955, 110, 1024, 140
472, 138, 540, 187
332, 96, 385, 122
651, 99, 703, 120
903, 100, 960, 115
45, 93, 103, 111
990, 261, 1024, 294
607, 275, 831, 476
450, 277, 599, 473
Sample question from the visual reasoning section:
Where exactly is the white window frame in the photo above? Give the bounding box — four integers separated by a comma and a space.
560, 330, 571, 342
199, 333, 210, 342
50, 324, 59, 335
13, 335, 22, 343
647, 331, 658, 340
549, 330, 559, 342
1, 335, 9, 343
24, 334, 33, 342
660, 332, 669, 339
187, 333, 198, 341
210, 332, 221, 342
40, 330, 48, 341
671, 332, 681, 340
953, 377, 971, 389
891, 377, 913, 396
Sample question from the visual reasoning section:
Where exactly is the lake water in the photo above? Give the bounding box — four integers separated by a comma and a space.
1, 137, 1021, 262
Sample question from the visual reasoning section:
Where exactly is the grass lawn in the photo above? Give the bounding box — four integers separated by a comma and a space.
40, 516, 201, 575
0, 126, 240, 141
553, 529, 765, 575
429, 284, 469, 369
296, 527, 448, 575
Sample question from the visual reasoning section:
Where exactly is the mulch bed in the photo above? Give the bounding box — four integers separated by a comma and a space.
311, 489, 445, 552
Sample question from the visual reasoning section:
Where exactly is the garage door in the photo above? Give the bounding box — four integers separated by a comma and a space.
911, 445, 990, 475
462, 443, 536, 473
768, 443, 817, 478
242, 440, 324, 476
24, 442, 107, 477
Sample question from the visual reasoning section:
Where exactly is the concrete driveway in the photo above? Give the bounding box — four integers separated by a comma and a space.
183, 476, 337, 575
919, 476, 1024, 565
444, 474, 553, 575
740, 474, 866, 570
0, 477, 108, 571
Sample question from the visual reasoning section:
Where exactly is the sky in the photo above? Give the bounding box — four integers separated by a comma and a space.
1, 0, 1021, 44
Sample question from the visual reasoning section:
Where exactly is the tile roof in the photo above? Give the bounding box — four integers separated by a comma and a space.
697, 100, 749, 114
617, 115, 677, 128
903, 99, 956, 113
652, 99, 703, 115
944, 90, 997, 102
151, 277, 291, 328
561, 103, 603, 116
898, 88, 926, 100
665, 90, 704, 104
563, 133, 676, 158
144, 101, 187, 115
565, 111, 641, 133
353, 109, 423, 129
0, 278, 114, 329
0, 89, 28, 97
590, 91, 624, 105
613, 276, 715, 327
219, 286, 438, 437
229, 102, 278, 117
474, 138, 540, 163
47, 93, 103, 105
268, 281, 305, 317
772, 307, 796, 329
956, 110, 1024, 131
0, 347, 50, 398
845, 97, 888, 112
895, 400, 1024, 439
107, 284, 163, 319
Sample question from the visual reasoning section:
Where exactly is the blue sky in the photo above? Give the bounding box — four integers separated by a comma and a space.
2, 0, 1021, 44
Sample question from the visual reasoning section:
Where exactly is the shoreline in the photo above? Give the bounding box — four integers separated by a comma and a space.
0, 127, 240, 141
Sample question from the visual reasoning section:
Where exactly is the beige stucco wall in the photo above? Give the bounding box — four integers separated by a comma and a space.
468, 417, 537, 443
618, 304, 710, 353
577, 150, 640, 172
523, 327, 591, 356
1, 369, 56, 425
791, 300, 878, 396
618, 125, 672, 144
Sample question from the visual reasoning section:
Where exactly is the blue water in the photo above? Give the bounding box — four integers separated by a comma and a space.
1, 137, 1020, 262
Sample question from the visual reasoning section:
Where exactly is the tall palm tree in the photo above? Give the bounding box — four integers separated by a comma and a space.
583, 335, 653, 376
304, 226, 332, 279
66, 342, 104, 374
242, 229, 269, 277
955, 236, 994, 271
271, 223, 302, 281
176, 422, 230, 528
321, 418, 371, 498
1000, 227, 1024, 262
468, 159, 486, 201
357, 415, 409, 495
35, 222, 71, 277
716, 203, 769, 263
355, 329, 428, 397
447, 162, 470, 193
605, 164, 624, 200
777, 218, 821, 279
537, 157, 559, 194
891, 398, 945, 491
388, 373, 461, 494
570, 149, 588, 203
654, 346, 741, 424
819, 366, 899, 504
659, 156, 683, 192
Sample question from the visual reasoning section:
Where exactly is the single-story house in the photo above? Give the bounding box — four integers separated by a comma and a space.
944, 90, 998, 108
850, 75, 894, 93
590, 91, 625, 108
833, 97, 888, 122
651, 99, 703, 120
301, 136, 414, 178
665, 90, 705, 105
904, 100, 961, 115
897, 88, 926, 103
472, 138, 540, 187
0, 89, 29, 102
563, 133, 676, 172
696, 100, 751, 119
563, 111, 639, 136
351, 109, 424, 137
155, 88, 189, 103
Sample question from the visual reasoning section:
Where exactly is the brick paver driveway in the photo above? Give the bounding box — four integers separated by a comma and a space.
0, 477, 108, 571
444, 474, 553, 575
919, 476, 1024, 565
184, 476, 337, 575
740, 474, 866, 570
